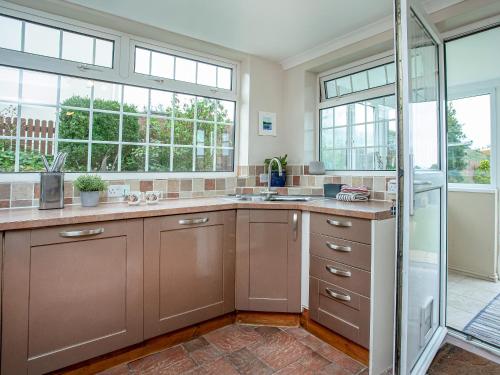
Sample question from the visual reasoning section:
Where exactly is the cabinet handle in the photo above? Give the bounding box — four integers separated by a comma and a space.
292, 212, 298, 241
326, 219, 352, 227
326, 242, 351, 252
59, 228, 104, 238
178, 217, 209, 225
325, 288, 351, 302
325, 265, 351, 277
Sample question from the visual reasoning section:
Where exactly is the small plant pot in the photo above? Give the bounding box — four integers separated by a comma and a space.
80, 191, 100, 207
270, 171, 287, 187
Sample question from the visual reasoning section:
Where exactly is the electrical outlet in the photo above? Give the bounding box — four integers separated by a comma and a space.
107, 184, 130, 198
260, 173, 269, 183
387, 179, 397, 193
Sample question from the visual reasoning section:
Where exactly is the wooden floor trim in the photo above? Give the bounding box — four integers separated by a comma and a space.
235, 310, 301, 326
300, 309, 369, 365
55, 309, 368, 374
53, 313, 235, 375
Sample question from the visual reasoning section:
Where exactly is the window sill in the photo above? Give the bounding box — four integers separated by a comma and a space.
448, 184, 497, 194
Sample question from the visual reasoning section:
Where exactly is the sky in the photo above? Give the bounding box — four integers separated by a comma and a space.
450, 95, 491, 150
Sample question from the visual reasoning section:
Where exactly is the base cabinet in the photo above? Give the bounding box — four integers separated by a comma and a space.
143, 210, 235, 339
236, 209, 301, 313
1, 220, 143, 375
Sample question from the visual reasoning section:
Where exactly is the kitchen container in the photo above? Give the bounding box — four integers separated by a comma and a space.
39, 172, 64, 210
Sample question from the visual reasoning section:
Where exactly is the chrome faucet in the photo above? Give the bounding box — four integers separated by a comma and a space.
261, 157, 282, 200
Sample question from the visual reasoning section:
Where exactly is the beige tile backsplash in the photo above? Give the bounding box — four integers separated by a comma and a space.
0, 165, 394, 209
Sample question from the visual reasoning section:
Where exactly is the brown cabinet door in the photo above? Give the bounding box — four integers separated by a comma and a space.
144, 210, 235, 339
236, 209, 301, 313
1, 220, 143, 375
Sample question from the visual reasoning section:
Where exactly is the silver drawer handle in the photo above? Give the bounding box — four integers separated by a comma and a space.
178, 217, 209, 225
326, 242, 351, 252
325, 265, 351, 277
325, 288, 351, 302
326, 219, 352, 227
59, 228, 104, 238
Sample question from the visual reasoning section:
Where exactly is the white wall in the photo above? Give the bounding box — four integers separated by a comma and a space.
448, 190, 498, 280
446, 26, 500, 280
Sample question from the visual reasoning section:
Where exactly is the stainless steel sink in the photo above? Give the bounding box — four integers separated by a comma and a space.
230, 194, 311, 202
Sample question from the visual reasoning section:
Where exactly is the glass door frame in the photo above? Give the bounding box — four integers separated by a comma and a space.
394, 0, 448, 373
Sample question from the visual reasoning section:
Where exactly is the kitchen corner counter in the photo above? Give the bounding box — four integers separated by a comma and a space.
0, 197, 394, 231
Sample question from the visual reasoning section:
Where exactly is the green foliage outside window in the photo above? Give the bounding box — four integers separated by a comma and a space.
0, 93, 234, 173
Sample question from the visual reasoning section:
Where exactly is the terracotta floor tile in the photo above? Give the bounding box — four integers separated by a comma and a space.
197, 357, 239, 375
249, 331, 312, 370
128, 345, 196, 375
315, 362, 353, 375
204, 325, 261, 353
188, 344, 223, 366
297, 351, 331, 371
285, 327, 310, 340
300, 334, 325, 352
183, 337, 211, 352
227, 347, 273, 375
254, 326, 282, 338
274, 361, 314, 375
316, 343, 366, 373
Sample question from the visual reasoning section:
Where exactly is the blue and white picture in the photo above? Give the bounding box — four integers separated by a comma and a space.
258, 111, 276, 136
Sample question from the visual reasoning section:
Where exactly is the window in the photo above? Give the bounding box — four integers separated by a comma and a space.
323, 62, 396, 100
447, 94, 491, 184
320, 95, 397, 170
134, 47, 232, 90
319, 56, 396, 171
0, 6, 238, 175
0, 14, 114, 68
0, 66, 235, 172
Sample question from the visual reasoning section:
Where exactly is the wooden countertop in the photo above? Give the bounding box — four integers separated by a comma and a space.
0, 197, 394, 231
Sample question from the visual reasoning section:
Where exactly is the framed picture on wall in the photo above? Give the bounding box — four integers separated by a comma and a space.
258, 111, 276, 136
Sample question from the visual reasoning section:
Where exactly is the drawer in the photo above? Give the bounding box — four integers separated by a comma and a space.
154, 210, 225, 231
31, 220, 131, 246
310, 233, 371, 271
310, 277, 370, 348
310, 255, 370, 297
310, 213, 371, 244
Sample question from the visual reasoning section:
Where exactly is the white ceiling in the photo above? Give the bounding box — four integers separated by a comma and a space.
65, 0, 393, 64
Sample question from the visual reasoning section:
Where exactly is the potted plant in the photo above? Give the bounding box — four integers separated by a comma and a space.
74, 175, 107, 207
264, 154, 288, 187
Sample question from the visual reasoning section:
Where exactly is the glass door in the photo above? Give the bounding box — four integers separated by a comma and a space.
394, 1, 448, 374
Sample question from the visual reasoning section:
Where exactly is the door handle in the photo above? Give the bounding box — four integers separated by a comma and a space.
326, 219, 352, 227
325, 265, 351, 277
59, 227, 104, 238
178, 217, 209, 225
325, 288, 351, 302
326, 242, 351, 252
292, 212, 298, 241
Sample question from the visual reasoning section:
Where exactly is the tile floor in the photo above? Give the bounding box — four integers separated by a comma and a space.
98, 324, 367, 375
447, 270, 500, 331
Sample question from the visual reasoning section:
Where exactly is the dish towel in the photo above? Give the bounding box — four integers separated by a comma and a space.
336, 185, 370, 202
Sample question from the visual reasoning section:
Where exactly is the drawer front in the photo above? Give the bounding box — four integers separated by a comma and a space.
310, 233, 371, 271
310, 213, 371, 244
157, 210, 224, 231
310, 255, 370, 297
309, 277, 370, 349
31, 220, 128, 246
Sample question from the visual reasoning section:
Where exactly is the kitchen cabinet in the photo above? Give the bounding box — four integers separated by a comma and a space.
1, 220, 143, 375
309, 212, 396, 374
143, 210, 236, 339
236, 209, 301, 313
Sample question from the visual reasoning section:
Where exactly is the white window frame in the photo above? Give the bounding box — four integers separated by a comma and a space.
446, 84, 497, 191
0, 1, 240, 181
317, 52, 397, 175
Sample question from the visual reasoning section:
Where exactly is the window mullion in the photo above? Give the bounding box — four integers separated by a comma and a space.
145, 89, 151, 172
169, 95, 175, 172
117, 85, 124, 172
